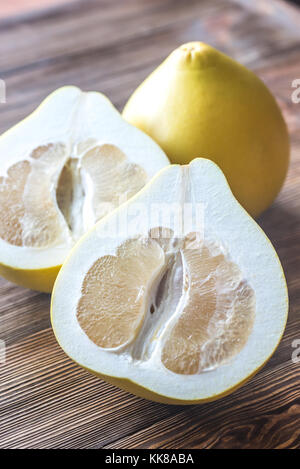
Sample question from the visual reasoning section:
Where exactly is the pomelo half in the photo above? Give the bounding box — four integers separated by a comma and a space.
51, 158, 288, 404
0, 86, 169, 292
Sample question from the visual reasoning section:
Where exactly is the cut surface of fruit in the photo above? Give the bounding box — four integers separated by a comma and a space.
0, 87, 169, 291
160, 233, 256, 375
76, 230, 255, 375
77, 237, 165, 349
51, 158, 288, 404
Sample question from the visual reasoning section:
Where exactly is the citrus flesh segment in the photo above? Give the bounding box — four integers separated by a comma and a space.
76, 228, 255, 375
0, 160, 31, 246
80, 144, 147, 221
0, 142, 148, 250
0, 143, 67, 248
161, 233, 255, 374
77, 237, 165, 348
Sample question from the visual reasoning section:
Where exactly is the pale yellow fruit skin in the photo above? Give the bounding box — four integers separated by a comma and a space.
51, 329, 286, 405
83, 363, 264, 404
81, 364, 260, 404
0, 262, 60, 293
123, 42, 290, 217
51, 278, 288, 404
51, 264, 288, 405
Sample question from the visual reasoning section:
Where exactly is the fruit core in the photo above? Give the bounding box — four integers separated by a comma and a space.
77, 228, 255, 375
0, 142, 146, 248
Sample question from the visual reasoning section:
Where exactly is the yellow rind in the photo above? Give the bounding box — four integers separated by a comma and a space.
51, 297, 288, 405
51, 294, 288, 404
80, 354, 280, 405
123, 42, 290, 217
0, 262, 60, 293
50, 158, 289, 404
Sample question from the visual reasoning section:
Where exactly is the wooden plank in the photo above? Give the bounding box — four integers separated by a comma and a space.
0, 330, 172, 448
1, 0, 300, 133
104, 361, 300, 449
0, 0, 224, 71
0, 0, 300, 449
0, 0, 77, 20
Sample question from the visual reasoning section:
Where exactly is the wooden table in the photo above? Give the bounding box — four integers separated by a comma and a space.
0, 0, 299, 449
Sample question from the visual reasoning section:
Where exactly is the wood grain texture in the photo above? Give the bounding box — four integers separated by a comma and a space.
0, 0, 300, 449
0, 0, 77, 20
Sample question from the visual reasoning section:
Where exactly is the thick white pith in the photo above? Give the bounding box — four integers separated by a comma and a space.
0, 142, 148, 248
52, 159, 288, 401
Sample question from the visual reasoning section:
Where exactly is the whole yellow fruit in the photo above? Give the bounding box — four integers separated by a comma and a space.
123, 42, 289, 217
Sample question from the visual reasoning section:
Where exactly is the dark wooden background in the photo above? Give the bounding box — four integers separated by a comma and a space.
0, 0, 299, 449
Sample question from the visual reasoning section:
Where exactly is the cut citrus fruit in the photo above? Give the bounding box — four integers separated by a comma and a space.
0, 86, 169, 291
51, 158, 288, 404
